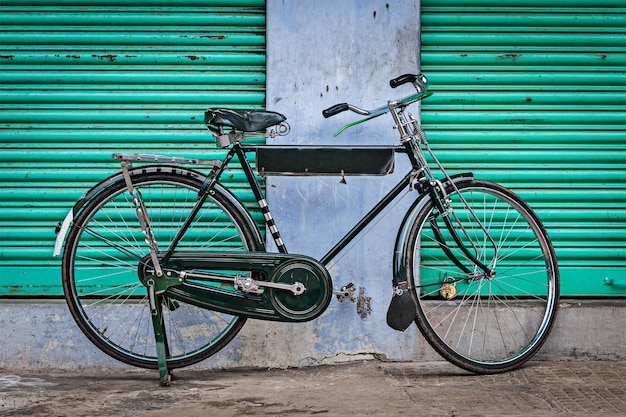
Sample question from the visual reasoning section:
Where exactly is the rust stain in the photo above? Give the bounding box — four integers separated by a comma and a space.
497, 53, 522, 60
65, 55, 81, 59
509, 118, 543, 123
0, 55, 14, 60
93, 54, 117, 62
356, 287, 372, 319
8, 286, 22, 295
201, 35, 226, 40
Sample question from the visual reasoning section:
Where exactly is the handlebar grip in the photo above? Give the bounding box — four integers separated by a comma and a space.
323, 103, 349, 118
390, 74, 417, 89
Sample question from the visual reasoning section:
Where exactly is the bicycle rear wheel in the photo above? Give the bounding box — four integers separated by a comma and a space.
62, 168, 260, 370
406, 180, 559, 373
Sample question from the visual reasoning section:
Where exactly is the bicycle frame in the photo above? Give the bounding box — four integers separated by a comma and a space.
155, 104, 495, 284
148, 145, 489, 302
160, 143, 415, 264
55, 73, 560, 386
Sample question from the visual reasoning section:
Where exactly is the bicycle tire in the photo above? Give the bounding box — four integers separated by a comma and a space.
406, 179, 559, 373
62, 168, 260, 370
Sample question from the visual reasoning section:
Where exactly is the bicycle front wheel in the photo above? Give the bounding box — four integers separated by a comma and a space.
62, 168, 260, 370
406, 180, 559, 373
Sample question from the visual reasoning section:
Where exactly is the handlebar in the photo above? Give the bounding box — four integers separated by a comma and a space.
322, 73, 430, 120
389, 73, 428, 90
322, 102, 373, 119
322, 103, 349, 118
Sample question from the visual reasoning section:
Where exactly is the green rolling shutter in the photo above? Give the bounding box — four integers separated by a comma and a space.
420, 0, 625, 296
0, 0, 266, 296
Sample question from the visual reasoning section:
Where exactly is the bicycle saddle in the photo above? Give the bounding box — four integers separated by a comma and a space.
205, 108, 286, 132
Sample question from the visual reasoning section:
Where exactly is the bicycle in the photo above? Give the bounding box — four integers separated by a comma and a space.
54, 73, 560, 386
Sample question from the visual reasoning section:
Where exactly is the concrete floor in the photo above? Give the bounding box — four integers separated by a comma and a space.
2, 360, 625, 417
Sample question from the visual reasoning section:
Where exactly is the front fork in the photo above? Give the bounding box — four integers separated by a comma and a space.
424, 176, 497, 280
391, 102, 497, 285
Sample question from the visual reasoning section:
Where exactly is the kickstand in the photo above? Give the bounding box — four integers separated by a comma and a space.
148, 282, 172, 386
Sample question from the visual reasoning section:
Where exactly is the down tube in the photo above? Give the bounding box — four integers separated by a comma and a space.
320, 171, 414, 266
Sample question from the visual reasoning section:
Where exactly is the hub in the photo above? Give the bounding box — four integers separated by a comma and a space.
137, 253, 156, 285
137, 253, 182, 293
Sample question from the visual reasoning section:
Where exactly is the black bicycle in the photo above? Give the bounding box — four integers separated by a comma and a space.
54, 73, 560, 385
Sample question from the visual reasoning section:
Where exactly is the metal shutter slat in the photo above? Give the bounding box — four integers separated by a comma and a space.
0, 1, 266, 296
421, 1, 626, 296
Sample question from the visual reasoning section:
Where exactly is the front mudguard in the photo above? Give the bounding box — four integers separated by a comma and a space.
53, 165, 265, 256
387, 173, 473, 331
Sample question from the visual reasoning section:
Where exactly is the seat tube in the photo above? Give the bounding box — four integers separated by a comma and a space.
237, 145, 288, 254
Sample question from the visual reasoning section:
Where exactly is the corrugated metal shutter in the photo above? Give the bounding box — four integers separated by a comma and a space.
420, 0, 625, 296
0, 0, 266, 296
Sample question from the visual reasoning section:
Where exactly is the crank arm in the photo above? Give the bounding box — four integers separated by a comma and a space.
166, 269, 306, 296
234, 276, 306, 296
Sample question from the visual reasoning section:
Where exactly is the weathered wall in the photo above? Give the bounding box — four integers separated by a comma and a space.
2, 300, 624, 371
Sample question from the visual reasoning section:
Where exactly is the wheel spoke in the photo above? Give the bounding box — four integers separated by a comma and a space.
62, 171, 253, 369
411, 180, 559, 373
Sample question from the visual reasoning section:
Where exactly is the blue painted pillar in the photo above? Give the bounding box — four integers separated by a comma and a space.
266, 1, 423, 359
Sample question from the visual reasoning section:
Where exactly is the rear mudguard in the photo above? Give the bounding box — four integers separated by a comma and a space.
392, 172, 474, 288
53, 165, 265, 256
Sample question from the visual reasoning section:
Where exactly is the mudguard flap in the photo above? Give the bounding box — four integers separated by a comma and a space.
386, 282, 417, 331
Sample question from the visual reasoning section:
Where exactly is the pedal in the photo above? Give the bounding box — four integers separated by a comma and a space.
334, 282, 356, 302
